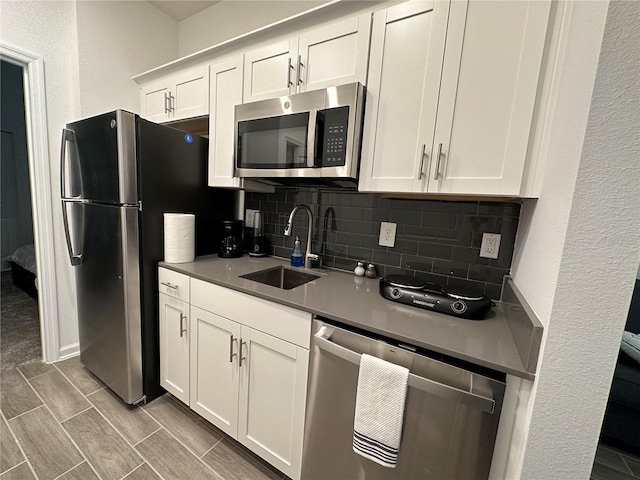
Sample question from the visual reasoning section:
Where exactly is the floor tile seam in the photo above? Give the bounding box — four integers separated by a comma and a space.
118, 462, 150, 480
0, 460, 27, 476
15, 368, 102, 480
17, 367, 55, 382
139, 403, 219, 458
132, 426, 163, 447
51, 362, 158, 453
128, 436, 170, 480
58, 405, 94, 424
51, 361, 102, 401
199, 437, 224, 459
74, 392, 152, 461
52, 461, 90, 480
620, 454, 640, 478
2, 402, 44, 422
134, 427, 225, 480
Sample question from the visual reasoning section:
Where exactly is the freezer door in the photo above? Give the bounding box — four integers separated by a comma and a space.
74, 202, 143, 404
62, 110, 137, 204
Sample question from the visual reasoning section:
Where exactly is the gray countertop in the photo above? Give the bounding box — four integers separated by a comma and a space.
160, 255, 536, 379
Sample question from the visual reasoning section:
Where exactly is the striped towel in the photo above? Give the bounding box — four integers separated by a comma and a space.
353, 354, 409, 468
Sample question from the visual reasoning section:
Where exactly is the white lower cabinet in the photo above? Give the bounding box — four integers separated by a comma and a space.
158, 293, 190, 405
160, 273, 311, 480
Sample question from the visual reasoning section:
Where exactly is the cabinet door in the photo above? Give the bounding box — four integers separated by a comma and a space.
140, 83, 170, 123
244, 38, 297, 102
189, 306, 241, 438
237, 327, 309, 479
428, 0, 550, 195
172, 65, 209, 121
208, 57, 274, 192
358, 1, 450, 193
159, 293, 189, 405
297, 13, 371, 92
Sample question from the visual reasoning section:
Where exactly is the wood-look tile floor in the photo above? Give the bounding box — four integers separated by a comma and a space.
0, 358, 286, 480
591, 443, 640, 480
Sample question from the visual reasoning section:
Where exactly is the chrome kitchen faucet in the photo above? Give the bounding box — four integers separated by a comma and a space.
284, 205, 319, 269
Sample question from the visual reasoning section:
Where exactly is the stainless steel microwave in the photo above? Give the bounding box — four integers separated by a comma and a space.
234, 82, 365, 184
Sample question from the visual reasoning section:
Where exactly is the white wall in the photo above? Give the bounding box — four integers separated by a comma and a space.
1, 0, 82, 355
76, 1, 178, 117
0, 0, 178, 358
507, 1, 640, 478
177, 0, 328, 57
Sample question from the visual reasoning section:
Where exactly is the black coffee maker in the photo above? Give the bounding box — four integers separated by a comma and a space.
219, 220, 244, 258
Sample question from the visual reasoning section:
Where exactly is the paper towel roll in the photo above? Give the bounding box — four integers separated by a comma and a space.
163, 213, 195, 263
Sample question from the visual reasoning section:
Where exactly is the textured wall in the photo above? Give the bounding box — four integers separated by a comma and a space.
76, 1, 178, 118
245, 188, 520, 300
177, 1, 327, 57
0, 0, 179, 357
0, 0, 82, 352
506, 1, 640, 478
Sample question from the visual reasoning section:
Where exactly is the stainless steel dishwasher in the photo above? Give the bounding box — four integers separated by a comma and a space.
301, 318, 506, 480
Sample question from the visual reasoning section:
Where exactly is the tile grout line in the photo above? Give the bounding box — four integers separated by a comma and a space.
52, 362, 148, 478
118, 461, 149, 480
132, 426, 163, 447
52, 360, 105, 397
0, 460, 28, 477
16, 367, 56, 382
59, 405, 94, 424
2, 401, 44, 422
199, 437, 224, 459
52, 461, 88, 480
139, 397, 226, 480
2, 399, 41, 480
17, 367, 103, 480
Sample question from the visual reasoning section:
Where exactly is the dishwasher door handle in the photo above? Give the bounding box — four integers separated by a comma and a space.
314, 328, 496, 414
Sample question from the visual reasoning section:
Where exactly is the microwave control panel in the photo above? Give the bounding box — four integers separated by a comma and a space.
316, 106, 349, 167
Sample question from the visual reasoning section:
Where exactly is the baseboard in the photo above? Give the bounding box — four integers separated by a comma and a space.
58, 343, 80, 362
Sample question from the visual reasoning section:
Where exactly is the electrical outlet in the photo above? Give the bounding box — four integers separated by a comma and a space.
245, 209, 258, 228
480, 233, 501, 259
379, 222, 397, 247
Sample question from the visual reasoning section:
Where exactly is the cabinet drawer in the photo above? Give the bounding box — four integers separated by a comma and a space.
191, 279, 311, 349
158, 268, 190, 301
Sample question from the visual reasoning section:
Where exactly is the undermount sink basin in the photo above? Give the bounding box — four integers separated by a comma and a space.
240, 266, 320, 290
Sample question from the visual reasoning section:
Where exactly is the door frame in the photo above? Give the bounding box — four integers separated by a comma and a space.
1, 43, 60, 363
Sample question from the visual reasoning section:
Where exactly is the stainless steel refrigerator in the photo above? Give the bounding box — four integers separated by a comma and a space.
60, 110, 233, 405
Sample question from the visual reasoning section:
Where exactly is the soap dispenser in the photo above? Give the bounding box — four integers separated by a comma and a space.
291, 236, 304, 267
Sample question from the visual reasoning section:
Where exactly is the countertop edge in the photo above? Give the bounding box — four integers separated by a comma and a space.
160, 258, 536, 380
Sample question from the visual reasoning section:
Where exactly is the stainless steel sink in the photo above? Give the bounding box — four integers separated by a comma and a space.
240, 266, 320, 290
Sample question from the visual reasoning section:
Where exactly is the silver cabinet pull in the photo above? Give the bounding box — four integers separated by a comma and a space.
179, 313, 187, 338
239, 339, 247, 367
229, 335, 237, 363
433, 143, 443, 180
287, 57, 294, 88
164, 92, 169, 114
314, 329, 495, 414
296, 54, 303, 86
168, 92, 175, 113
161, 282, 178, 290
416, 143, 426, 179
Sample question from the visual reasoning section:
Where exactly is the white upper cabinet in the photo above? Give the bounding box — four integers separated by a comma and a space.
243, 14, 371, 103
359, 0, 551, 196
359, 1, 448, 193
140, 65, 209, 123
297, 14, 371, 93
208, 56, 274, 191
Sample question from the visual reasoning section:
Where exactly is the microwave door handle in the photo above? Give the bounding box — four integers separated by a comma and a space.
307, 109, 317, 168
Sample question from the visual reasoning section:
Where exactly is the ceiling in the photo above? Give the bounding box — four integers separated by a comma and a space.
148, 1, 220, 22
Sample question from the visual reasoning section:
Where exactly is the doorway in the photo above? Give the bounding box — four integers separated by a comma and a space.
1, 60, 40, 368
1, 43, 59, 365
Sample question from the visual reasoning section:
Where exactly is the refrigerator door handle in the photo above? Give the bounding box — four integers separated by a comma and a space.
61, 201, 83, 266
60, 128, 82, 199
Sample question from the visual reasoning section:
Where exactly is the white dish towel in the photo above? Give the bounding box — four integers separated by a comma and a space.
353, 353, 409, 468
